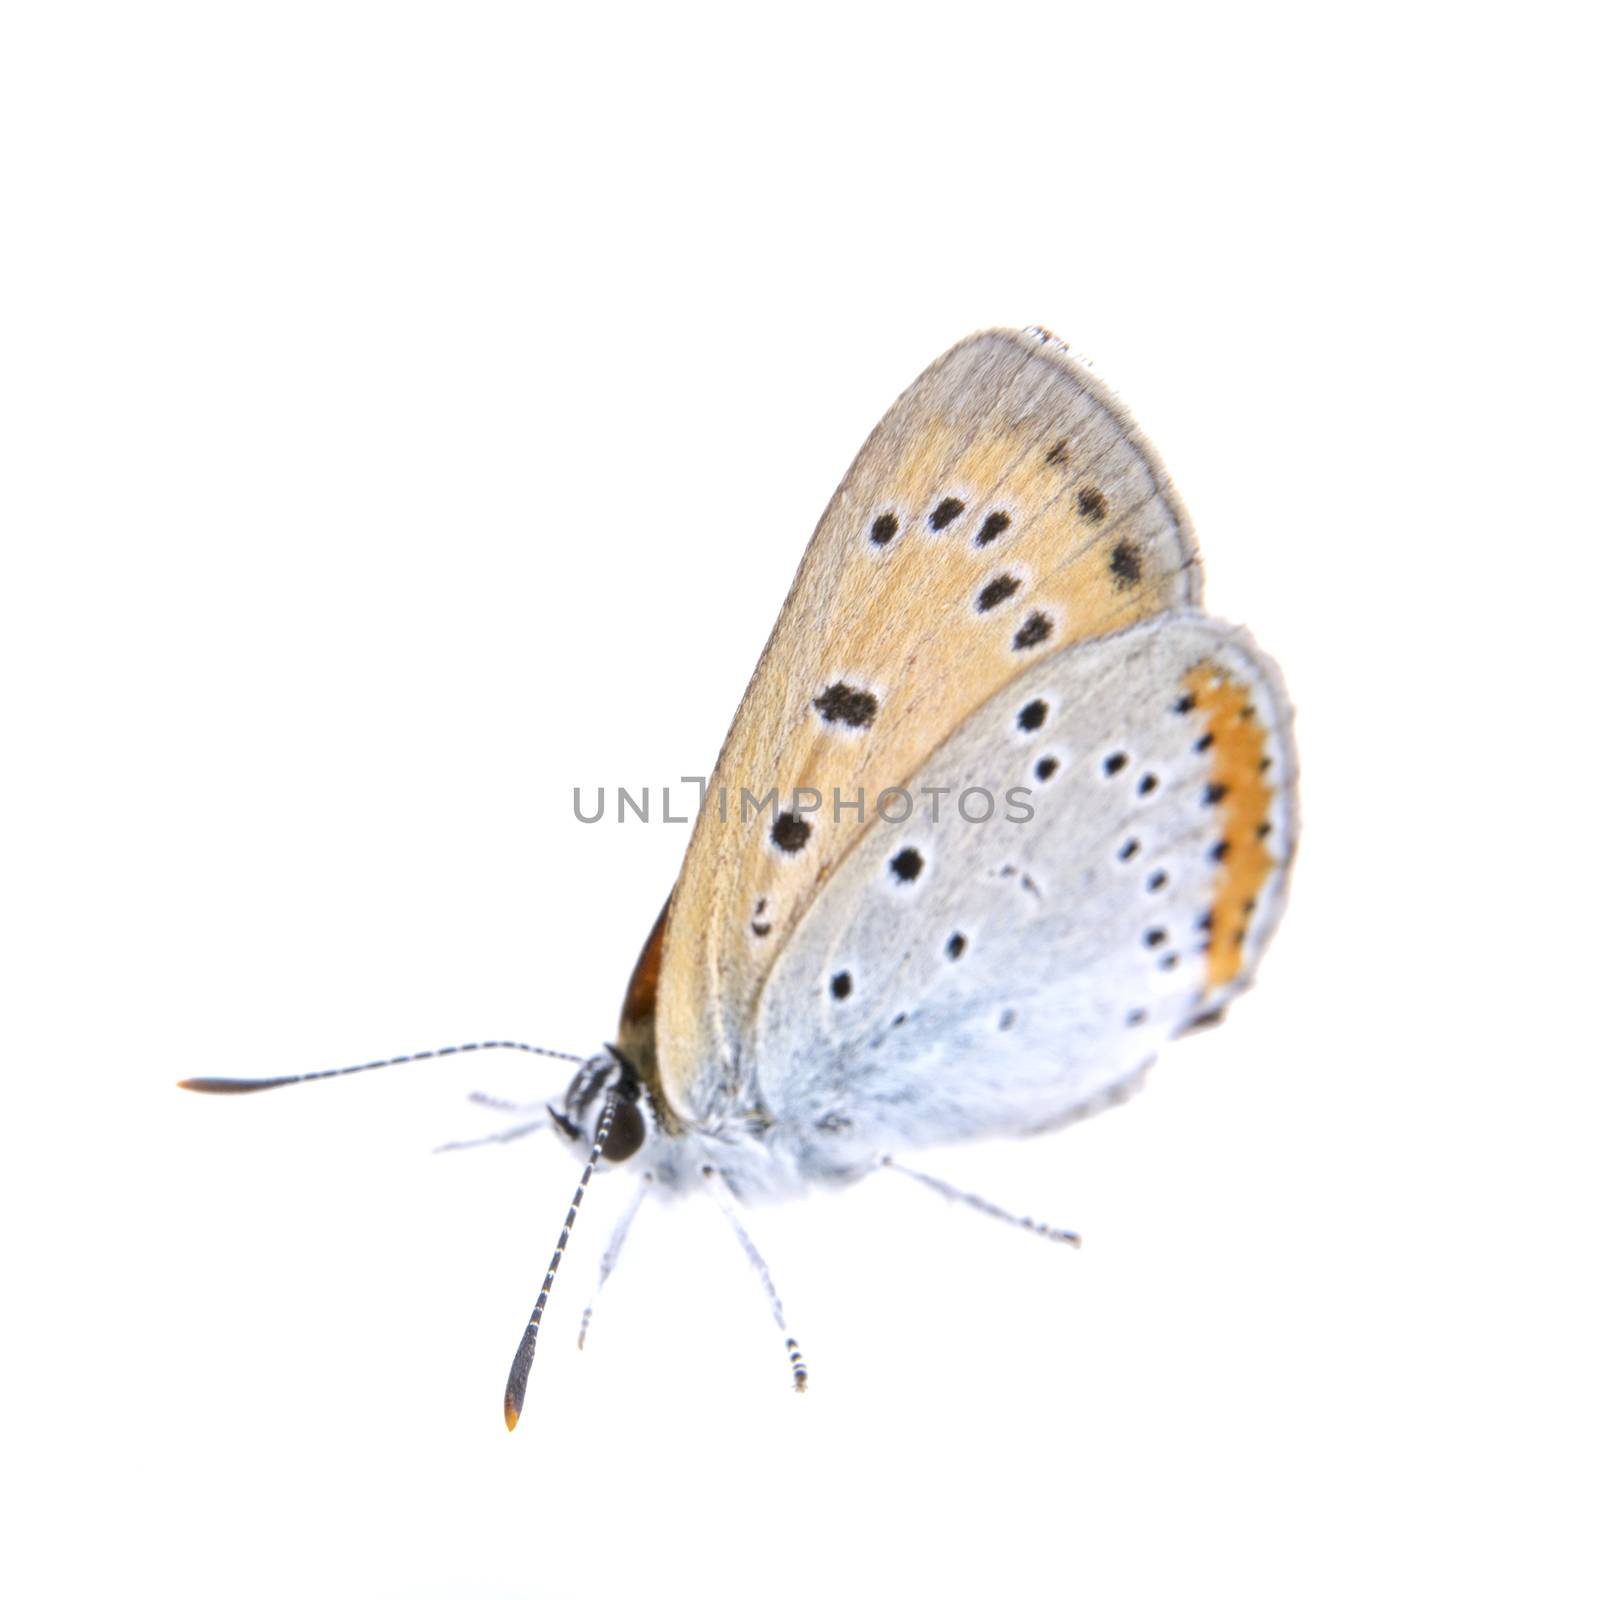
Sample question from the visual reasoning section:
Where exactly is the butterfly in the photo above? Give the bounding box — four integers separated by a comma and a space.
182, 327, 1298, 1428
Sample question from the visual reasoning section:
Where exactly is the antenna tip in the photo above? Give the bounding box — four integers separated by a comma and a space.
176, 1075, 284, 1094
785, 1337, 808, 1394
503, 1394, 522, 1432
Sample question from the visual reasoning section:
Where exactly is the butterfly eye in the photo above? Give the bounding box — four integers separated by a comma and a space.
601, 1097, 646, 1163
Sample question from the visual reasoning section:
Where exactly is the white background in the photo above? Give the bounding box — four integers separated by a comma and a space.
3, 4, 1595, 1597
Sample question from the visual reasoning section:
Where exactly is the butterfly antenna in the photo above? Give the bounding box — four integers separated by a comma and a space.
176, 1039, 589, 1095
702, 1166, 808, 1393
502, 1090, 617, 1432
578, 1172, 652, 1351
881, 1155, 1081, 1246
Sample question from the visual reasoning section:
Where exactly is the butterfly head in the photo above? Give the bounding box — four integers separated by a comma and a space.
549, 1046, 651, 1166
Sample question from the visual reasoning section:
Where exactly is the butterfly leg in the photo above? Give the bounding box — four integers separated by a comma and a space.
432, 1087, 560, 1153
702, 1166, 809, 1393
577, 1172, 652, 1350
880, 1155, 1081, 1246
464, 1090, 545, 1113
432, 1106, 550, 1154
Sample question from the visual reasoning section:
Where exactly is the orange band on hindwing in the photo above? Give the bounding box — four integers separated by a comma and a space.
1184, 663, 1277, 994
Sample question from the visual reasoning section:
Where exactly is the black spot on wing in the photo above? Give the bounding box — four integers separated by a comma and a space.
1109, 539, 1141, 589
1017, 698, 1048, 732
813, 682, 878, 728
771, 812, 811, 853
976, 511, 1011, 547
889, 846, 924, 883
1012, 612, 1053, 650
976, 574, 1021, 612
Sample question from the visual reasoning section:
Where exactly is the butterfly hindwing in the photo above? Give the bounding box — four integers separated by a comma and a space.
748, 612, 1297, 1178
634, 330, 1204, 1123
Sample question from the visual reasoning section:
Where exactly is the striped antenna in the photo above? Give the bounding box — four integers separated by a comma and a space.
503, 1090, 617, 1432
881, 1155, 1081, 1246
176, 1039, 589, 1095
703, 1165, 809, 1393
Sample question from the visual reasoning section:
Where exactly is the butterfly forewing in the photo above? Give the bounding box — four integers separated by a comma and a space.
748, 613, 1296, 1176
641, 330, 1204, 1122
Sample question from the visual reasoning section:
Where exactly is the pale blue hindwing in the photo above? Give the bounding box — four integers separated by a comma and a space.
745, 611, 1297, 1185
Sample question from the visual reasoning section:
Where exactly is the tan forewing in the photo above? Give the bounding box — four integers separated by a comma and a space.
623, 329, 1202, 1122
